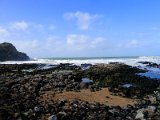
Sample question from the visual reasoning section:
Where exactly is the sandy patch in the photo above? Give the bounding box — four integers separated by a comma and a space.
39, 88, 136, 107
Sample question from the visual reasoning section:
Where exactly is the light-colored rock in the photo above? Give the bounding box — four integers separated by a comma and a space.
147, 106, 156, 115
148, 95, 157, 104
58, 111, 67, 116
135, 112, 144, 120
135, 109, 145, 120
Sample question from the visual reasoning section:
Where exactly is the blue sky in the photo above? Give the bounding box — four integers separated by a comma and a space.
0, 0, 160, 57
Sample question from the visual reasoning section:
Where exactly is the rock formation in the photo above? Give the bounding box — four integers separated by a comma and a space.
0, 42, 29, 61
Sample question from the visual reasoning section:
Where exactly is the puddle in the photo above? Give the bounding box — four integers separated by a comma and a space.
122, 83, 136, 88
82, 78, 93, 83
22, 69, 34, 72
136, 65, 160, 80
138, 72, 160, 79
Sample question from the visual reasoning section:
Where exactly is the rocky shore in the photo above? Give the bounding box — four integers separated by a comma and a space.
0, 63, 160, 120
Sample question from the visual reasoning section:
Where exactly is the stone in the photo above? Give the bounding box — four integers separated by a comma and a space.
151, 114, 160, 120
148, 96, 157, 104
48, 115, 57, 120
34, 106, 43, 113
156, 95, 160, 101
80, 82, 89, 89
135, 112, 144, 120
57, 111, 67, 119
57, 111, 67, 116
147, 106, 156, 115
14, 112, 20, 118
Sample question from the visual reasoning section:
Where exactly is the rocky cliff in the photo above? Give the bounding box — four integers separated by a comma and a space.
0, 42, 30, 61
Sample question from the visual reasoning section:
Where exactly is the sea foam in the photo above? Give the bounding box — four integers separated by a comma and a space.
0, 56, 160, 66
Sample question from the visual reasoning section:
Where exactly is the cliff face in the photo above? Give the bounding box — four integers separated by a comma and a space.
0, 42, 30, 61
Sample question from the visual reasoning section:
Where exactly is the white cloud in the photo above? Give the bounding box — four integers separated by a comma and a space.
91, 37, 104, 48
67, 34, 88, 45
66, 34, 105, 50
11, 21, 28, 31
118, 40, 139, 48
46, 37, 64, 51
64, 11, 101, 30
11, 40, 41, 58
0, 27, 9, 36
32, 23, 56, 32
3, 39, 39, 50
44, 34, 106, 53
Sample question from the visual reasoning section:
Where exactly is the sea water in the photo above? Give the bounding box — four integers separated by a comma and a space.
0, 56, 160, 79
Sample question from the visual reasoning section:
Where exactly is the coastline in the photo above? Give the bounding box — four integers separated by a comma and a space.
0, 61, 160, 119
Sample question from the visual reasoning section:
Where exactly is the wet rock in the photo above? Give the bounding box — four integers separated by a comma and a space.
156, 95, 160, 101
81, 63, 92, 70
0, 87, 8, 92
34, 106, 43, 113
80, 82, 89, 89
57, 111, 67, 119
48, 115, 57, 120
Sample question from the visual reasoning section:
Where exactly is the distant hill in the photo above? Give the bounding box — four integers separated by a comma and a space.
0, 42, 30, 61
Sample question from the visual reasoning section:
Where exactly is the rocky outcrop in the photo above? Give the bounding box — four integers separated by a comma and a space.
0, 63, 160, 119
0, 42, 29, 61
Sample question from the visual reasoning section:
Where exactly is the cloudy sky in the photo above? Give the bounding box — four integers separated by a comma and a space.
0, 0, 160, 58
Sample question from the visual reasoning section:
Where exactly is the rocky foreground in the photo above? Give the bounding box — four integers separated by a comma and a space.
0, 63, 160, 120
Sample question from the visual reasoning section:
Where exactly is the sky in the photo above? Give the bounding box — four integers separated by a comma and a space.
0, 0, 160, 58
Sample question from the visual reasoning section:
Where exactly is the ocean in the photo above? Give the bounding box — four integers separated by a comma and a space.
0, 56, 160, 79
0, 56, 160, 66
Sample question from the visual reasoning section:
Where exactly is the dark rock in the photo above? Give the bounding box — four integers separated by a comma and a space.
80, 82, 89, 89
151, 114, 160, 120
0, 42, 29, 61
48, 115, 57, 120
81, 63, 92, 70
156, 95, 160, 101
1, 63, 160, 120
57, 111, 67, 119
34, 106, 43, 113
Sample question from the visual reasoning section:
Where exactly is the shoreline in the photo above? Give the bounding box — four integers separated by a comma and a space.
0, 62, 160, 119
